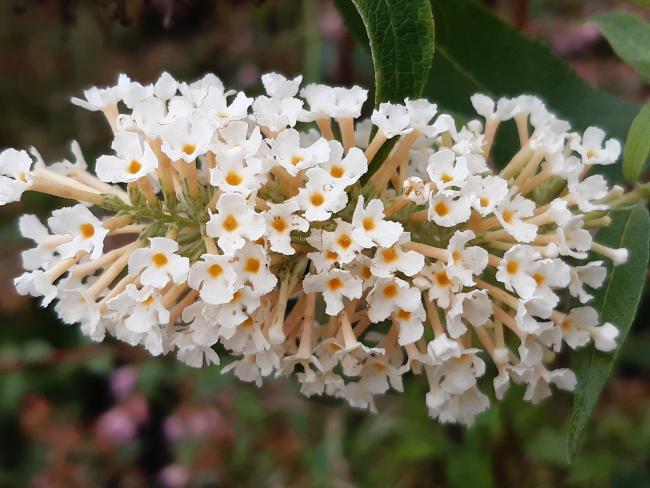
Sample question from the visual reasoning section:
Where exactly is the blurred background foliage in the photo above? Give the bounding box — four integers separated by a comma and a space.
0, 0, 649, 486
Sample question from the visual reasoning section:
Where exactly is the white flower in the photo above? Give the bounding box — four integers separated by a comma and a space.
0, 148, 33, 206
319, 141, 367, 186
19, 214, 56, 271
327, 219, 363, 265
427, 335, 463, 364
560, 307, 619, 352
159, 117, 214, 162
463, 175, 509, 216
265, 200, 309, 255
205, 193, 266, 255
200, 88, 253, 126
96, 131, 158, 183
495, 194, 538, 243
426, 149, 468, 190
14, 270, 58, 307
107, 284, 169, 334
331, 86, 368, 118
371, 102, 412, 138
394, 302, 426, 345
299, 84, 336, 120
571, 126, 620, 165
445, 230, 488, 286
405, 98, 438, 136
153, 71, 178, 100
426, 384, 490, 426
470, 93, 516, 121
262, 73, 302, 98
351, 196, 403, 249
413, 263, 461, 309
555, 217, 592, 259
371, 233, 424, 278
303, 269, 362, 316
128, 237, 190, 288
218, 122, 263, 157
446, 290, 492, 338
47, 204, 108, 260
70, 85, 119, 112
296, 167, 348, 222
188, 254, 238, 305
496, 244, 540, 299
428, 190, 472, 227
367, 277, 421, 323
55, 288, 103, 340
569, 261, 607, 303
234, 243, 278, 294
403, 176, 430, 204
269, 128, 330, 177
209, 146, 265, 196
117, 74, 154, 109
567, 174, 609, 213
174, 332, 221, 368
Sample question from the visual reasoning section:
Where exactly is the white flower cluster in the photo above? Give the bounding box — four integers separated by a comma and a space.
3, 72, 631, 425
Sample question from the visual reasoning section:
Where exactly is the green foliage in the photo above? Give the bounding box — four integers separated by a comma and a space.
568, 204, 650, 461
593, 11, 650, 83
623, 102, 650, 182
347, 0, 434, 103
426, 0, 639, 181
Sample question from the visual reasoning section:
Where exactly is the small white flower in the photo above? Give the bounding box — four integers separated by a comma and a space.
206, 193, 266, 255
428, 190, 472, 227
209, 146, 265, 196
463, 175, 509, 216
371, 233, 424, 278
296, 167, 348, 222
571, 126, 620, 165
0, 148, 33, 206
445, 230, 488, 286
47, 204, 108, 260
153, 71, 178, 100
319, 141, 367, 186
413, 263, 461, 309
496, 244, 540, 299
70, 85, 119, 112
265, 200, 309, 255
567, 174, 609, 213
470, 93, 516, 121
96, 131, 158, 183
367, 277, 421, 323
234, 242, 278, 294
405, 98, 438, 136
117, 74, 154, 109
403, 176, 431, 205
446, 289, 492, 338
569, 261, 607, 304
427, 149, 468, 190
107, 284, 169, 334
269, 128, 330, 176
188, 254, 238, 305
351, 196, 403, 249
303, 269, 362, 316
371, 102, 412, 138
394, 303, 426, 345
159, 116, 214, 162
262, 73, 302, 98
495, 194, 538, 243
128, 237, 190, 288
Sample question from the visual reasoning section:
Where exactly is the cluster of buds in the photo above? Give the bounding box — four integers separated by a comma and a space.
1, 71, 638, 425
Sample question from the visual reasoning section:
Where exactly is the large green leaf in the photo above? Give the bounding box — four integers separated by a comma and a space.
337, 0, 639, 181
593, 11, 650, 83
347, 0, 434, 103
623, 102, 650, 182
568, 204, 650, 461
426, 0, 639, 181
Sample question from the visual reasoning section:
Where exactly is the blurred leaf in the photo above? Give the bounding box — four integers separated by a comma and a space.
593, 11, 650, 82
568, 204, 650, 461
623, 102, 650, 182
347, 0, 434, 103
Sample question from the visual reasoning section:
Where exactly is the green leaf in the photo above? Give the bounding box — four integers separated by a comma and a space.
623, 102, 650, 182
337, 0, 639, 181
593, 11, 650, 82
568, 204, 650, 461
426, 0, 639, 181
348, 0, 434, 103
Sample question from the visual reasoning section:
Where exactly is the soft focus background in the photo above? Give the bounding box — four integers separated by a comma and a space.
1, 1, 649, 486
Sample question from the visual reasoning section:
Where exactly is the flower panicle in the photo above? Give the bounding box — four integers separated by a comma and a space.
1, 71, 640, 426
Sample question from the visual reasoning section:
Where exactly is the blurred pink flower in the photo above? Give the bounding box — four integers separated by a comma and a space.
109, 365, 139, 400
159, 464, 190, 488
